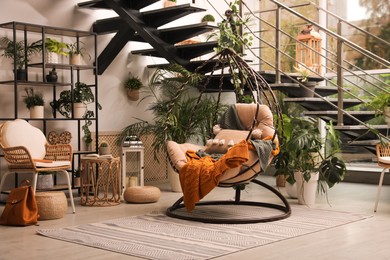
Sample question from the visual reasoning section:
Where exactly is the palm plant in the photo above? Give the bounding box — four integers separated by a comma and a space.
0, 37, 42, 69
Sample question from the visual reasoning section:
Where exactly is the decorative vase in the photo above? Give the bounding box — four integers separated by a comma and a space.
73, 103, 87, 118
294, 171, 319, 205
36, 174, 54, 190
45, 51, 59, 64
69, 53, 82, 65
168, 163, 182, 193
46, 72, 58, 83
30, 106, 44, 119
127, 89, 140, 101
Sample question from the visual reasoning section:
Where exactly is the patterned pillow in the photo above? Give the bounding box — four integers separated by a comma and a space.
204, 129, 249, 154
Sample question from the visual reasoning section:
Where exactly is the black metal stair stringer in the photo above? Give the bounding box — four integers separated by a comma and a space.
102, 0, 189, 70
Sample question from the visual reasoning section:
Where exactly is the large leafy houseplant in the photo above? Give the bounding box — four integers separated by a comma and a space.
118, 64, 227, 157
50, 82, 102, 146
273, 116, 346, 193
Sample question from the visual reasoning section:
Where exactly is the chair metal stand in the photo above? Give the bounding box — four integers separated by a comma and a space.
166, 178, 291, 224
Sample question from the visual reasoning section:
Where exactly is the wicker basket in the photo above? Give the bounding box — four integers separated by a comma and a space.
35, 191, 68, 220
124, 186, 161, 203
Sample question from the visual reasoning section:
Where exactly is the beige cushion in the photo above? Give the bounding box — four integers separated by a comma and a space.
204, 129, 249, 154
0, 119, 46, 159
166, 141, 204, 171
378, 156, 390, 164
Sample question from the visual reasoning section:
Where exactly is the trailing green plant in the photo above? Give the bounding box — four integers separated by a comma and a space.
45, 37, 68, 56
22, 87, 44, 109
124, 75, 144, 90
50, 82, 102, 146
0, 37, 42, 69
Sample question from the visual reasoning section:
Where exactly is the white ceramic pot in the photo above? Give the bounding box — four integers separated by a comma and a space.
285, 181, 297, 199
45, 51, 59, 64
73, 103, 87, 118
30, 106, 44, 119
168, 163, 182, 193
295, 171, 319, 206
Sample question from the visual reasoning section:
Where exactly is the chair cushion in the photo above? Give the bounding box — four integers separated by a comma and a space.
0, 119, 46, 159
204, 129, 249, 154
378, 156, 390, 164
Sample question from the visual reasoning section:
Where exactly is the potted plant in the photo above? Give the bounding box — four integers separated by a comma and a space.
118, 64, 226, 191
293, 64, 317, 97
46, 68, 58, 83
45, 37, 68, 64
368, 76, 390, 126
99, 141, 111, 155
67, 41, 91, 65
50, 82, 102, 147
73, 169, 81, 187
201, 14, 216, 23
164, 0, 176, 8
0, 37, 42, 81
22, 87, 45, 118
124, 75, 144, 101
273, 116, 346, 205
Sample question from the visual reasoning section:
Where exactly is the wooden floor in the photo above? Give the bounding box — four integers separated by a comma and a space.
1, 176, 390, 260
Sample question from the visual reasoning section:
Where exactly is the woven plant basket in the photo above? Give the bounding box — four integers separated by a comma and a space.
35, 191, 68, 220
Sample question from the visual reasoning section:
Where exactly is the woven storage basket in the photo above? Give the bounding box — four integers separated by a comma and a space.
35, 191, 68, 220
124, 186, 161, 203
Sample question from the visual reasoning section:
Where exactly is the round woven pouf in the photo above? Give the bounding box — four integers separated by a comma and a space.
124, 186, 161, 203
35, 191, 68, 220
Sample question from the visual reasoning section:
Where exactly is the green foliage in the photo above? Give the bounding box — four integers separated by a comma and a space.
100, 141, 109, 147
66, 41, 91, 60
124, 75, 144, 90
201, 14, 216, 23
50, 82, 102, 146
0, 37, 42, 69
22, 87, 44, 109
367, 73, 390, 113
45, 38, 68, 56
273, 116, 346, 193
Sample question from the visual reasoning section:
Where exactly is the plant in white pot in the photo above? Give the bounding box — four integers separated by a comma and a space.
99, 141, 111, 155
273, 116, 346, 205
22, 87, 45, 118
67, 41, 91, 65
45, 37, 68, 64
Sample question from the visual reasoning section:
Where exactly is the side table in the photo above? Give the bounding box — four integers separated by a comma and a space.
80, 157, 121, 206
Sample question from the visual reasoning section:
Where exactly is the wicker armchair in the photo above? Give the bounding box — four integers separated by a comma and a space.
374, 142, 390, 212
0, 119, 75, 213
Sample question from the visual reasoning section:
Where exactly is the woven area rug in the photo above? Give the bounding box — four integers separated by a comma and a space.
37, 206, 371, 260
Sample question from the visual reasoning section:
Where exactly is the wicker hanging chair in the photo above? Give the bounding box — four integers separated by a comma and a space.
163, 47, 291, 224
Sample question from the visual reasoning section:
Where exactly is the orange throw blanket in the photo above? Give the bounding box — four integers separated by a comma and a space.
179, 140, 249, 212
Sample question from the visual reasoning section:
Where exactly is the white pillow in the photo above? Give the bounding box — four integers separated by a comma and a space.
1, 119, 46, 159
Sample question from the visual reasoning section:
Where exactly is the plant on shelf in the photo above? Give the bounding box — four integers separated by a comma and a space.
99, 141, 111, 155
201, 14, 216, 23
22, 87, 45, 118
46, 68, 58, 83
273, 116, 346, 204
124, 75, 144, 101
50, 82, 102, 147
66, 41, 91, 65
0, 37, 42, 80
45, 37, 67, 63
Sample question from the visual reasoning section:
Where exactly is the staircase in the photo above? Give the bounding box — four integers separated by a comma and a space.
78, 0, 390, 163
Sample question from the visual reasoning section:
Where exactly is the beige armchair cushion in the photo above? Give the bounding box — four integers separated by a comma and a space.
0, 119, 47, 159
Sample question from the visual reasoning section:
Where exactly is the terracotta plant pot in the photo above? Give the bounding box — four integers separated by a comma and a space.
127, 89, 140, 101
164, 1, 176, 7
69, 53, 82, 65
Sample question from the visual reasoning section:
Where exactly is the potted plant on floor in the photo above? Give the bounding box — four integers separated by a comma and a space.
0, 37, 42, 81
22, 87, 45, 118
273, 116, 346, 205
124, 75, 144, 101
45, 37, 68, 64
